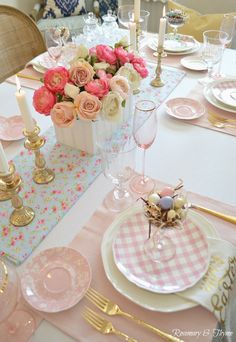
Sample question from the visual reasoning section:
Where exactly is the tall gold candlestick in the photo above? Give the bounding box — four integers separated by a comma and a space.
150, 47, 165, 87
0, 164, 35, 226
24, 126, 55, 185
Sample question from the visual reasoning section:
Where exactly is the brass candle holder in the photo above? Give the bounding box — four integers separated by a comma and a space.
0, 164, 35, 226
150, 46, 165, 87
24, 126, 55, 185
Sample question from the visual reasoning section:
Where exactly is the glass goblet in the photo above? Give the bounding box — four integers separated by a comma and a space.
117, 5, 134, 29
166, 9, 188, 40
0, 259, 35, 340
130, 100, 157, 194
101, 138, 136, 212
45, 28, 63, 66
200, 30, 228, 85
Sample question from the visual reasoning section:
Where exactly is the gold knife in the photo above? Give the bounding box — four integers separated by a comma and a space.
16, 73, 41, 81
189, 203, 236, 224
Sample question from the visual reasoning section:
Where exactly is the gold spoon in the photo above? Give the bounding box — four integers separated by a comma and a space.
208, 115, 236, 129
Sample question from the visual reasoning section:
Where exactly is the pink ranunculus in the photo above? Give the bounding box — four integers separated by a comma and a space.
33, 86, 56, 115
51, 102, 76, 127
96, 45, 117, 65
44, 67, 69, 93
69, 60, 95, 87
132, 63, 148, 78
74, 91, 102, 121
131, 56, 146, 67
114, 47, 130, 65
96, 70, 113, 80
85, 78, 110, 99
89, 47, 97, 56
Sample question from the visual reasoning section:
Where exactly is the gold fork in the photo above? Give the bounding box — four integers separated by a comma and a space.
82, 307, 137, 341
208, 111, 236, 123
86, 288, 184, 342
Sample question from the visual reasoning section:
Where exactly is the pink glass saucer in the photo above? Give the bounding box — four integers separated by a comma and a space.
0, 116, 25, 141
21, 247, 91, 313
112, 211, 209, 294
165, 98, 205, 120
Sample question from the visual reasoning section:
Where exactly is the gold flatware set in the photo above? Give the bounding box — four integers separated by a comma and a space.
83, 288, 184, 342
16, 73, 41, 82
208, 112, 236, 129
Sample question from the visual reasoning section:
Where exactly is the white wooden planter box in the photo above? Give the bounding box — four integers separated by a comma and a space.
53, 95, 133, 154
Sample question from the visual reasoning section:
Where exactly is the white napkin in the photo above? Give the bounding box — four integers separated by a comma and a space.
177, 238, 236, 324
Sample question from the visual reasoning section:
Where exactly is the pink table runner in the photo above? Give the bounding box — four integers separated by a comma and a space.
16, 181, 235, 342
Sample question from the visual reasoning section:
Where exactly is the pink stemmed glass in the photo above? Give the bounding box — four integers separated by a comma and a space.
45, 28, 63, 66
130, 100, 157, 194
0, 259, 35, 341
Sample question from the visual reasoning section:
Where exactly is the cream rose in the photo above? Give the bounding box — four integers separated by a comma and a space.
93, 62, 110, 71
102, 91, 123, 122
109, 75, 130, 100
75, 44, 89, 58
116, 63, 141, 91
64, 83, 80, 99
74, 91, 102, 121
51, 102, 76, 127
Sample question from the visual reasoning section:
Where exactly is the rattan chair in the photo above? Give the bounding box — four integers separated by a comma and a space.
0, 5, 46, 83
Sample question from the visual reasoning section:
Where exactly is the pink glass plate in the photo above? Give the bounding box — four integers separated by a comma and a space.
21, 247, 91, 312
211, 79, 236, 108
0, 116, 25, 141
112, 211, 209, 294
165, 98, 205, 120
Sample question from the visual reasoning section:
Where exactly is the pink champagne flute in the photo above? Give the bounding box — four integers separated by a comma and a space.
130, 100, 157, 194
0, 259, 35, 341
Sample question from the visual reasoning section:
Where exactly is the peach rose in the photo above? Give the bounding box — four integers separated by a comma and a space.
109, 75, 130, 100
96, 45, 117, 65
69, 60, 95, 87
33, 86, 56, 115
74, 91, 102, 121
44, 67, 69, 93
51, 102, 76, 127
85, 79, 110, 99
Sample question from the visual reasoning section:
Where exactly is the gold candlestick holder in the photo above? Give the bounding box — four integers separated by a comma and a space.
150, 47, 165, 87
0, 164, 35, 226
24, 126, 55, 185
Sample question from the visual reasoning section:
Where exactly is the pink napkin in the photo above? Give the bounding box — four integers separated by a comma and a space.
6, 67, 42, 90
183, 84, 236, 136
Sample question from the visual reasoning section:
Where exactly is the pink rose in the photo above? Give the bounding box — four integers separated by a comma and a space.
51, 102, 76, 127
44, 67, 69, 93
69, 60, 95, 87
114, 47, 130, 65
85, 79, 109, 99
33, 86, 56, 115
132, 63, 148, 78
74, 91, 102, 121
96, 45, 117, 65
96, 70, 113, 80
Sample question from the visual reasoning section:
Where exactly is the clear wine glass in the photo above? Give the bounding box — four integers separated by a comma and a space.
199, 30, 228, 85
0, 259, 35, 340
45, 28, 63, 66
166, 9, 188, 40
130, 100, 157, 194
128, 10, 150, 41
117, 5, 134, 29
216, 14, 236, 77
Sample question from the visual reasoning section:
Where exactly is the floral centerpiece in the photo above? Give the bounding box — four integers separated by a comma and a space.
33, 39, 148, 154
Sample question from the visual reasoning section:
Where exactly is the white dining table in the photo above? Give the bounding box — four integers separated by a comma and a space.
0, 43, 236, 341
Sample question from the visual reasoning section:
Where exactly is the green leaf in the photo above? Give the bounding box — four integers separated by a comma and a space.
121, 99, 126, 108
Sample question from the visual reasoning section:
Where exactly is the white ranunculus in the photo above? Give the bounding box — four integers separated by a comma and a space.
93, 62, 110, 71
116, 63, 141, 91
109, 75, 130, 100
64, 83, 80, 99
75, 44, 89, 59
102, 91, 123, 122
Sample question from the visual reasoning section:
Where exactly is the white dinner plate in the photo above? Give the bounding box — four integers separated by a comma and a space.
211, 79, 236, 108
148, 36, 200, 56
180, 56, 207, 71
203, 81, 236, 114
101, 206, 218, 312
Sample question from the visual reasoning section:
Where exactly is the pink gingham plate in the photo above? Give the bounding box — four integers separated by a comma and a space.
21, 247, 91, 312
112, 209, 210, 294
211, 79, 236, 108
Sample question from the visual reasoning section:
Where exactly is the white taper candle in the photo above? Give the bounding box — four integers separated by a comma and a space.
158, 7, 167, 49
134, 0, 140, 22
129, 22, 136, 51
0, 141, 9, 174
15, 76, 35, 132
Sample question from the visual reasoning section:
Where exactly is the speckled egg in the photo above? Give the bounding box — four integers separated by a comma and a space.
159, 196, 173, 210
159, 186, 174, 197
148, 193, 160, 205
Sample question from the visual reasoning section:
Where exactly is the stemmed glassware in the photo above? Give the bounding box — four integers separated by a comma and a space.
45, 28, 63, 66
166, 9, 188, 40
0, 259, 35, 341
130, 100, 157, 194
200, 30, 228, 85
